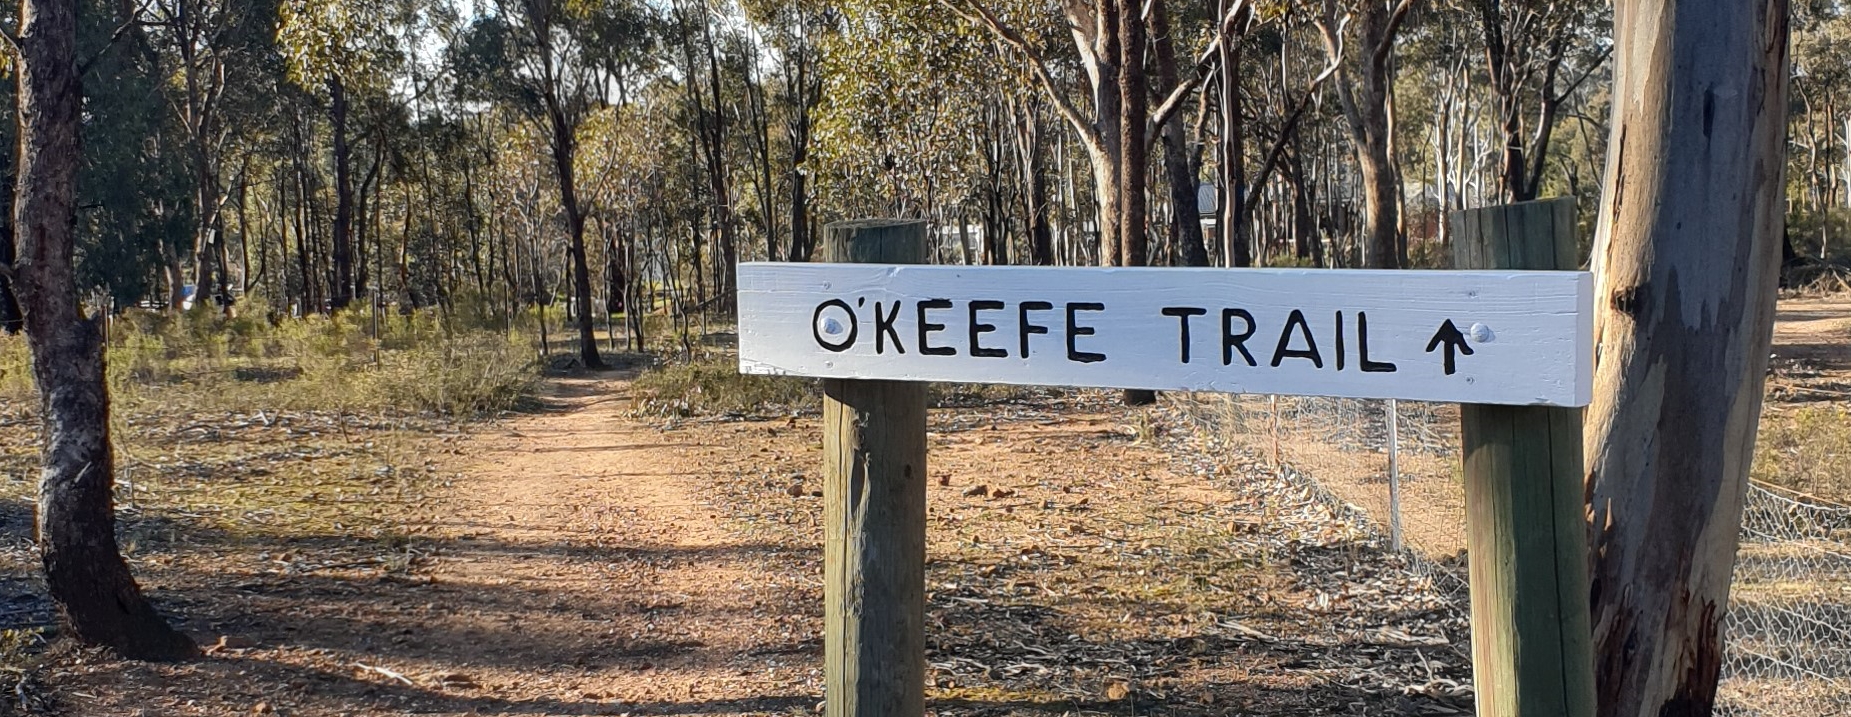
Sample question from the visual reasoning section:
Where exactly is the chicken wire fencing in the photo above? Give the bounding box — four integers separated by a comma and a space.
1163, 393, 1851, 715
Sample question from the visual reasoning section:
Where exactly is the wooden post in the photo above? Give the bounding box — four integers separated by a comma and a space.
1450, 197, 1594, 717
821, 219, 928, 717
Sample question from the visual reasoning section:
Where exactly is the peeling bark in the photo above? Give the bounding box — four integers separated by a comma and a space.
1585, 0, 1789, 713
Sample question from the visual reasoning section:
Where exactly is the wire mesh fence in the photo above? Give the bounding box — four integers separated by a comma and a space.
1165, 392, 1851, 714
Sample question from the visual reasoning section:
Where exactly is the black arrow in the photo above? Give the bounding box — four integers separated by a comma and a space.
1425, 320, 1475, 375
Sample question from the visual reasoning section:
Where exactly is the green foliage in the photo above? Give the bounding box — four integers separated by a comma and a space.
1787, 209, 1851, 263
446, 0, 655, 122
277, 0, 403, 91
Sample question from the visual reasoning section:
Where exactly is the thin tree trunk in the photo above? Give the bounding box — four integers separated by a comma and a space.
745, 53, 779, 262
548, 109, 604, 368
1010, 97, 1055, 266
1216, 1, 1250, 267
1585, 0, 1789, 713
358, 138, 384, 302
329, 75, 354, 310
784, 37, 817, 263
15, 0, 196, 661
293, 153, 312, 314
1117, 0, 1156, 407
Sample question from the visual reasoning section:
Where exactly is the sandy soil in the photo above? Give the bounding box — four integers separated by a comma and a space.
29, 368, 1474, 716
1770, 296, 1851, 399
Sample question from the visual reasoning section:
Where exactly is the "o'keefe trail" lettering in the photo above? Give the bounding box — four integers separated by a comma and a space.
810, 297, 1417, 375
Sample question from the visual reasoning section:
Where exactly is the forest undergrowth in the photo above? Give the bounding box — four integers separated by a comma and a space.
0, 302, 544, 707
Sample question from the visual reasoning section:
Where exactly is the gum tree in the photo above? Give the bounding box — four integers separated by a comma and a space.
14, 0, 197, 660
1584, 0, 1789, 712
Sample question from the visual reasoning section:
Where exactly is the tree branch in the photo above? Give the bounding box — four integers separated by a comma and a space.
1370, 0, 1416, 75
1240, 54, 1341, 226
1550, 44, 1612, 105
1149, 0, 1251, 150
941, 0, 1103, 153
78, 0, 156, 76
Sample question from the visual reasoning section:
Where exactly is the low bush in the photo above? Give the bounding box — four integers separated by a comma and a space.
633, 358, 817, 417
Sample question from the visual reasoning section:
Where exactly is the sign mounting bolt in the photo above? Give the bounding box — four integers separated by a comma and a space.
1469, 323, 1495, 343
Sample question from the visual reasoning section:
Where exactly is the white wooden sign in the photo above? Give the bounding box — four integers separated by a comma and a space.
737, 264, 1594, 407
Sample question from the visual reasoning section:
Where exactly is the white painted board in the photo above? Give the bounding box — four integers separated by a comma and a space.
737, 264, 1594, 407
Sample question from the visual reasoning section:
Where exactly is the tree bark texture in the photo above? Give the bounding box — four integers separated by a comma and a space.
1115, 0, 1156, 407
1010, 98, 1055, 266
1585, 0, 1789, 714
1115, 0, 1147, 269
545, 102, 605, 369
1216, 0, 1250, 267
15, 0, 197, 661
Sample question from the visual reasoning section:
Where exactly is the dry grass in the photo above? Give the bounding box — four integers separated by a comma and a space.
0, 304, 536, 683
1754, 404, 1851, 500
632, 356, 817, 417
0, 305, 540, 547
632, 353, 1071, 419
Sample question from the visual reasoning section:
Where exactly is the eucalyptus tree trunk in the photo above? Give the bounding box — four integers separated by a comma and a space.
1152, 0, 1208, 267
1585, 0, 1789, 713
16, 0, 196, 661
1114, 0, 1147, 271
784, 40, 818, 262
1215, 0, 1249, 267
1318, 0, 1409, 270
1115, 0, 1157, 406
544, 103, 604, 369
1009, 97, 1055, 266
329, 74, 354, 310
1081, 0, 1125, 268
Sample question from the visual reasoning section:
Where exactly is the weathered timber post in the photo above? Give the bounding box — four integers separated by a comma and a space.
821, 219, 928, 717
1450, 197, 1594, 717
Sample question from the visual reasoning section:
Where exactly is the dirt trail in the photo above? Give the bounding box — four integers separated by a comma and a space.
53, 371, 820, 717
51, 370, 1473, 716
414, 370, 816, 713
